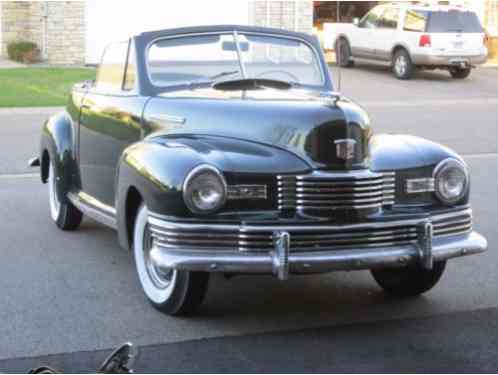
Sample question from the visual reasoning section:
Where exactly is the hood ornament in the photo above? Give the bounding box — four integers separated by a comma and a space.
334, 139, 357, 160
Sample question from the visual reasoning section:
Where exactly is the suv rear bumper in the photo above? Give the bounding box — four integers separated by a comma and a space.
412, 53, 487, 66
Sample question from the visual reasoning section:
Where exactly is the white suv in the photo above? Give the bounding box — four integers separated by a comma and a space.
324, 3, 488, 79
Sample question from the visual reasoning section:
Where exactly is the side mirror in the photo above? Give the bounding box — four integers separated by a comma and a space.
353, 18, 360, 26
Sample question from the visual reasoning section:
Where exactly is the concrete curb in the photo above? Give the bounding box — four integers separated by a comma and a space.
0, 107, 63, 115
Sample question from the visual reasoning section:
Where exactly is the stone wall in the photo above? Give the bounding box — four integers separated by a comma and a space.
251, 1, 313, 34
0, 1, 85, 65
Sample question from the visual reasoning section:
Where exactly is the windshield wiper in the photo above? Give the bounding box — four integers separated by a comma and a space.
208, 70, 240, 81
212, 78, 295, 91
182, 71, 241, 90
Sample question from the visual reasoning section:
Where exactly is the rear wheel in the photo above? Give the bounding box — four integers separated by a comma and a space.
48, 160, 82, 230
133, 204, 209, 315
392, 49, 414, 80
371, 261, 446, 297
335, 38, 354, 68
449, 67, 471, 79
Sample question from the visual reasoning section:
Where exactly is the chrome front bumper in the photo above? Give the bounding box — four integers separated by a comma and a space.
148, 213, 487, 280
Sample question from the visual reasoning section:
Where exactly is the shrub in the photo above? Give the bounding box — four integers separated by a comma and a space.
7, 41, 40, 63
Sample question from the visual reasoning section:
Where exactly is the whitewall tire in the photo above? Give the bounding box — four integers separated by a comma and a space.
48, 160, 82, 230
133, 204, 209, 315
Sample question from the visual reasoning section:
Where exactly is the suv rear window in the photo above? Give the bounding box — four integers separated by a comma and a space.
427, 11, 483, 33
404, 10, 429, 32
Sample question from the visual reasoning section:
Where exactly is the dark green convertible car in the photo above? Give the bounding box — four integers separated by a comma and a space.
34, 25, 487, 315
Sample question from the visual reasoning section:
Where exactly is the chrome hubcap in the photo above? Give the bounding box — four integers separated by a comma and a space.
395, 55, 407, 76
143, 226, 174, 290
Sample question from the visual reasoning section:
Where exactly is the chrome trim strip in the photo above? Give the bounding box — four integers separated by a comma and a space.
148, 114, 186, 125
148, 207, 473, 233
406, 178, 435, 194
149, 231, 487, 275
227, 184, 267, 200
67, 191, 117, 229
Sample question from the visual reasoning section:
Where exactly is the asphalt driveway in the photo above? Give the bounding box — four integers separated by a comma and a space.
0, 66, 497, 372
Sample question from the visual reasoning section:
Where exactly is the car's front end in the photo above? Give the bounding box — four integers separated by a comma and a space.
147, 152, 486, 280
119, 25, 487, 314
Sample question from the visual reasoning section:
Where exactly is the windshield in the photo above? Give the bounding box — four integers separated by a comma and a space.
427, 11, 483, 33
147, 32, 324, 89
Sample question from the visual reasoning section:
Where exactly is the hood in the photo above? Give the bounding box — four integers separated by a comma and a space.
144, 87, 372, 170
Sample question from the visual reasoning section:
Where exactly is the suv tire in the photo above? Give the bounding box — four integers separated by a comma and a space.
335, 38, 354, 68
449, 67, 471, 79
371, 261, 446, 297
392, 49, 415, 80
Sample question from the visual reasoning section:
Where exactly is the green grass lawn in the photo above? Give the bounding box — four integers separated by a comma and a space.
0, 68, 95, 107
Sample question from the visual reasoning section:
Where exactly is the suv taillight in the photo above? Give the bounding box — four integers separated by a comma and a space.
419, 34, 431, 47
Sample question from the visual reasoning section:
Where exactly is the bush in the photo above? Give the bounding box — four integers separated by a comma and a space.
7, 41, 40, 63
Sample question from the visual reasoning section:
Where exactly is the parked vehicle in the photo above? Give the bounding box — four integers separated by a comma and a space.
33, 25, 487, 316
324, 3, 488, 79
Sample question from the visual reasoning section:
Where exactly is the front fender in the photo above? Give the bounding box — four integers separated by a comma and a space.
115, 135, 309, 250
40, 110, 80, 201
370, 134, 464, 171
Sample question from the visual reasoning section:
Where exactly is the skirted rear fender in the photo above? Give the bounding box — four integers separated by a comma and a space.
40, 110, 80, 204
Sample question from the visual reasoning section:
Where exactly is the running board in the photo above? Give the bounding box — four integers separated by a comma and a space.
351, 57, 392, 67
67, 191, 117, 229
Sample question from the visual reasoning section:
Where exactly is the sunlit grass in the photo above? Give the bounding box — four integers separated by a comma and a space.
0, 68, 95, 107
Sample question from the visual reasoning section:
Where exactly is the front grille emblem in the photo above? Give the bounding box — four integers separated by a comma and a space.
334, 139, 357, 160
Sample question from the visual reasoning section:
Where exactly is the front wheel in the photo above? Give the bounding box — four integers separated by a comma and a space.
371, 261, 446, 297
133, 204, 209, 315
449, 67, 471, 79
48, 160, 82, 230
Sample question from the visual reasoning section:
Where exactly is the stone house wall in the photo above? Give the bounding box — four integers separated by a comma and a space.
0, 1, 85, 65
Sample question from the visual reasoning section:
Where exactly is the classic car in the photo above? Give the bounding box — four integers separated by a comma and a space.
33, 25, 487, 316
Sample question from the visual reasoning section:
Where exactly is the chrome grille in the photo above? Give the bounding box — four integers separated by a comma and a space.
149, 209, 472, 253
277, 170, 395, 211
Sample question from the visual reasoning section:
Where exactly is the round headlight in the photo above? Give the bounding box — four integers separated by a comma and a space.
183, 165, 227, 214
433, 158, 469, 205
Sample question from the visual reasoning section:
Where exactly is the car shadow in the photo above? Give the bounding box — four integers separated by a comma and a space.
197, 271, 437, 321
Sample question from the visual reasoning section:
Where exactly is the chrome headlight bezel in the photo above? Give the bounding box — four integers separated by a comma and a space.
183, 164, 227, 215
433, 158, 469, 205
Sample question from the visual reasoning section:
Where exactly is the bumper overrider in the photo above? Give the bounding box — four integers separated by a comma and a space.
148, 208, 487, 280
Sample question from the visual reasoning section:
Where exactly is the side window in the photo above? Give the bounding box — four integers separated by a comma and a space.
95, 42, 128, 93
378, 8, 400, 29
123, 42, 136, 91
358, 7, 384, 29
403, 10, 429, 32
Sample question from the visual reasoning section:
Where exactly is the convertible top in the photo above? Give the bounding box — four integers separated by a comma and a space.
138, 24, 319, 45
133, 24, 333, 95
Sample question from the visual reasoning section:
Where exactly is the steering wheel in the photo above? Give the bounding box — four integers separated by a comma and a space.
255, 70, 300, 84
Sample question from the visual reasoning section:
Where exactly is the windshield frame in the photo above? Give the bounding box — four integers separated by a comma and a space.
144, 30, 329, 94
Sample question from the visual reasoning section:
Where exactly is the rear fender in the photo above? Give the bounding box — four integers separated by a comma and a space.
40, 111, 80, 202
